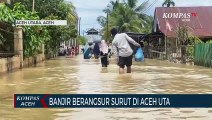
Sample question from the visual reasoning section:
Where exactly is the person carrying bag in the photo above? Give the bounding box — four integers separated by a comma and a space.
135, 47, 144, 62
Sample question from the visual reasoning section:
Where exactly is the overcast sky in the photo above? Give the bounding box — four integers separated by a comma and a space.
67, 0, 212, 34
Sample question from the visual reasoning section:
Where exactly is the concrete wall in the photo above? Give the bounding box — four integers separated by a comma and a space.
0, 54, 44, 74
0, 56, 20, 73
0, 27, 45, 74
0, 26, 52, 74
23, 54, 45, 67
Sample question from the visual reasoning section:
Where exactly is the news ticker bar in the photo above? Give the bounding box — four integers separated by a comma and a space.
14, 94, 212, 108
15, 20, 67, 26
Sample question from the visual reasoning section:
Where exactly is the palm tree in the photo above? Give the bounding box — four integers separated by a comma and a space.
97, 16, 107, 27
162, 0, 175, 7
66, 2, 78, 25
103, 0, 120, 14
97, 0, 120, 29
109, 3, 142, 32
125, 0, 148, 13
141, 15, 154, 33
97, 0, 153, 41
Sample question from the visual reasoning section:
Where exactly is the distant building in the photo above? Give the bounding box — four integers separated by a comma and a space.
85, 28, 101, 44
86, 28, 99, 35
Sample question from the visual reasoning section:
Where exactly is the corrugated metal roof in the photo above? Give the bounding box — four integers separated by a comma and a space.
154, 6, 212, 38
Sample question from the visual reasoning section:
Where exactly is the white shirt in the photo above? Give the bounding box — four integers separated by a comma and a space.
112, 33, 140, 57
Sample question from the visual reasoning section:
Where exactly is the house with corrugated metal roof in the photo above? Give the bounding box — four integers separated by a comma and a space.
86, 28, 99, 35
153, 6, 212, 39
144, 6, 212, 60
85, 28, 101, 44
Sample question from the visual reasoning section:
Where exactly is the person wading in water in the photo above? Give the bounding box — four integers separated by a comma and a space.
99, 40, 109, 67
111, 28, 140, 73
93, 43, 100, 59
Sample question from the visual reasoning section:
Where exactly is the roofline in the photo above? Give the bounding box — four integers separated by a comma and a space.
126, 32, 145, 35
155, 6, 212, 9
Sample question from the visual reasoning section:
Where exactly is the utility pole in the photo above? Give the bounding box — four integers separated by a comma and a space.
83, 30, 85, 36
32, 0, 35, 11
77, 17, 81, 55
106, 13, 109, 42
79, 17, 81, 36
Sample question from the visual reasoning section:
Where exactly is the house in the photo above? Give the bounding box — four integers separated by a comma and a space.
86, 28, 99, 35
144, 6, 212, 59
85, 28, 101, 44
153, 6, 212, 40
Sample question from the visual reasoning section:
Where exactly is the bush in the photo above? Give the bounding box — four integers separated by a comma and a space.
188, 36, 202, 45
186, 36, 203, 59
206, 40, 212, 43
78, 36, 87, 45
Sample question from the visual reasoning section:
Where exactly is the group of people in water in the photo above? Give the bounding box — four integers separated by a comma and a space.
83, 28, 142, 74
59, 46, 76, 57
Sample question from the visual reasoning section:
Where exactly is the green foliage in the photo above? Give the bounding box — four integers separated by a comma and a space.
9, 0, 78, 56
176, 25, 189, 45
0, 3, 46, 57
44, 14, 78, 54
0, 3, 14, 23
186, 36, 203, 59
12, 3, 45, 57
162, 0, 175, 7
35, 1, 78, 54
109, 3, 142, 32
206, 40, 212, 43
141, 15, 154, 33
12, 3, 39, 20
188, 36, 202, 45
12, 0, 77, 21
98, 0, 153, 41
78, 36, 87, 45
176, 25, 203, 60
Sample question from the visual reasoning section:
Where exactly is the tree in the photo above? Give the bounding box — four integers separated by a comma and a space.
11, 0, 78, 55
125, 0, 148, 14
109, 3, 142, 33
0, 3, 14, 51
0, 3, 45, 57
125, 0, 153, 33
97, 0, 153, 41
103, 0, 120, 14
162, 0, 175, 7
141, 15, 154, 33
186, 36, 202, 60
78, 36, 87, 45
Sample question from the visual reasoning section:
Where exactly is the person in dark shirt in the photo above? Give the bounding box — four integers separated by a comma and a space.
93, 43, 100, 59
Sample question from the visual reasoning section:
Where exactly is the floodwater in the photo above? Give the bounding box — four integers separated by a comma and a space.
0, 55, 212, 120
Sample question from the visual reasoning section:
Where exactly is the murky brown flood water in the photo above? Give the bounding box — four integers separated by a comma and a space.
0, 55, 212, 120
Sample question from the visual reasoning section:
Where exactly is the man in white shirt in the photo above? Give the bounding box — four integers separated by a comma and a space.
111, 28, 140, 73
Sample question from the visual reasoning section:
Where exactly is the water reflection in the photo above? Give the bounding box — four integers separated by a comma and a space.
0, 55, 212, 120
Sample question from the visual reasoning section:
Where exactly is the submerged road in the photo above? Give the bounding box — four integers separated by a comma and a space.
0, 55, 212, 120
